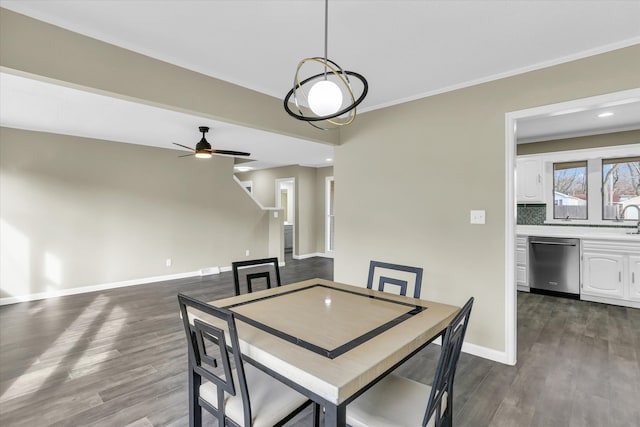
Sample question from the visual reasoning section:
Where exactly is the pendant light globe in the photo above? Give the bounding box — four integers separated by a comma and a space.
308, 79, 343, 116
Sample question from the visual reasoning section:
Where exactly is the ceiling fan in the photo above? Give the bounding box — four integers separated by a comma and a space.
173, 126, 250, 159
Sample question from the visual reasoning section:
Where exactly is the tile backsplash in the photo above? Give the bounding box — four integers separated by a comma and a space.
517, 204, 546, 225
517, 204, 636, 228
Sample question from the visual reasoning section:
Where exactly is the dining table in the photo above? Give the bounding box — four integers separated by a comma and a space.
196, 278, 460, 427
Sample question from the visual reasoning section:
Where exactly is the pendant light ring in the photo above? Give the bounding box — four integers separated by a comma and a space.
283, 0, 368, 128
283, 58, 368, 124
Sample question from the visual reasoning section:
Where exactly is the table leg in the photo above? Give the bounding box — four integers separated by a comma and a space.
324, 403, 346, 427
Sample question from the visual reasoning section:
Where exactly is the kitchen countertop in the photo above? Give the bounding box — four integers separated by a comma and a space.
517, 225, 640, 241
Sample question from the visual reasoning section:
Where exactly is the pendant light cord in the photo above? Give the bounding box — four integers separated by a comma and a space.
323, 0, 328, 78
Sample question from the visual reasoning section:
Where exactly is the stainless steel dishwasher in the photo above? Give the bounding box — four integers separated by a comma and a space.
528, 236, 580, 297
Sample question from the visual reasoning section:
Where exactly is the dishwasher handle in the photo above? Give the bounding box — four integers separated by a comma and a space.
529, 240, 577, 246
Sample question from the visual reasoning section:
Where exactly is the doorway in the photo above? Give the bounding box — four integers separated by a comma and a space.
325, 176, 335, 255
504, 87, 640, 366
275, 178, 295, 256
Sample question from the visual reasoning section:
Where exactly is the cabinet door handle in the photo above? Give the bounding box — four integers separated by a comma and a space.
619, 271, 622, 282
537, 174, 541, 183
633, 272, 635, 284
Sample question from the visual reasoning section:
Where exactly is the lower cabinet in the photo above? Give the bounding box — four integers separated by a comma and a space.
581, 240, 640, 307
516, 236, 528, 291
582, 252, 625, 299
630, 256, 640, 301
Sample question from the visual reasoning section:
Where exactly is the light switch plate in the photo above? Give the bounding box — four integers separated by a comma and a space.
470, 210, 486, 224
274, 211, 278, 218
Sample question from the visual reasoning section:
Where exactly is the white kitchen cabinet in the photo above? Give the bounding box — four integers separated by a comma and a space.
516, 236, 528, 291
629, 255, 640, 301
517, 158, 544, 203
581, 239, 640, 308
582, 252, 625, 299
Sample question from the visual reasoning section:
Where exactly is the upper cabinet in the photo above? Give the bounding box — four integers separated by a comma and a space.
517, 158, 544, 203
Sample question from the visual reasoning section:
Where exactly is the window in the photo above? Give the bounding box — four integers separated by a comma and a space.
239, 180, 253, 194
553, 161, 587, 219
602, 156, 640, 220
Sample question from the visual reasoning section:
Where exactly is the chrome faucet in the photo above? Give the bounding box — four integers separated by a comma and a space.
621, 204, 640, 233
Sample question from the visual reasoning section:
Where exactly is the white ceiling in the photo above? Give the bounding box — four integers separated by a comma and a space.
0, 72, 334, 169
517, 97, 640, 144
1, 0, 639, 166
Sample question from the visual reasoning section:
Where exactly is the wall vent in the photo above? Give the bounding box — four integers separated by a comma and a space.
200, 267, 220, 276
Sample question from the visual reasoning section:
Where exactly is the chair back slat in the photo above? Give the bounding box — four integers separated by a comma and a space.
232, 257, 282, 296
423, 297, 474, 427
177, 293, 253, 426
367, 260, 424, 298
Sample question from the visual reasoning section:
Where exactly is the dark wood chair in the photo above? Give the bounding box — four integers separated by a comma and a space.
177, 293, 312, 427
232, 257, 281, 296
366, 260, 424, 299
346, 297, 474, 427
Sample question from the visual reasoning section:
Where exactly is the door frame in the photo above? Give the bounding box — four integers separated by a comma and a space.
275, 177, 296, 256
504, 87, 640, 366
325, 175, 335, 256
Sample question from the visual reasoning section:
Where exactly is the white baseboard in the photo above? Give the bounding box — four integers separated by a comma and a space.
293, 253, 319, 260
0, 270, 204, 306
429, 337, 511, 365
293, 252, 334, 260
462, 341, 511, 365
219, 261, 286, 272
580, 294, 640, 309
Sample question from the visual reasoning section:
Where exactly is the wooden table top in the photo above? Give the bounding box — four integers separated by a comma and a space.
199, 278, 459, 405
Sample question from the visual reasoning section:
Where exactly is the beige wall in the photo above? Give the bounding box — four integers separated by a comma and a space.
0, 8, 337, 146
336, 45, 640, 353
517, 129, 640, 155
236, 165, 333, 256
0, 128, 270, 298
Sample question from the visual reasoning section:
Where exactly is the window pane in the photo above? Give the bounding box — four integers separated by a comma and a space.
602, 156, 640, 220
553, 161, 587, 219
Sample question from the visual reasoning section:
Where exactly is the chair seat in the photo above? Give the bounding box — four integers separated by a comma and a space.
200, 363, 308, 427
346, 374, 447, 427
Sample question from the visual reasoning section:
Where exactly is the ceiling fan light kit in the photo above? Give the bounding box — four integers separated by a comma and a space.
173, 126, 250, 159
194, 127, 213, 158
283, 0, 368, 130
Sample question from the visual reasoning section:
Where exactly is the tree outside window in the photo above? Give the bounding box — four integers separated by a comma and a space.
553, 161, 587, 219
602, 157, 640, 220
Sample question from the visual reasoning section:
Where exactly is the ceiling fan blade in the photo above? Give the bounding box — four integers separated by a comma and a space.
172, 142, 195, 151
211, 149, 251, 156
178, 153, 194, 157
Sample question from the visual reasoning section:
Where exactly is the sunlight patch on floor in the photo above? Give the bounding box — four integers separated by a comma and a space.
0, 295, 127, 401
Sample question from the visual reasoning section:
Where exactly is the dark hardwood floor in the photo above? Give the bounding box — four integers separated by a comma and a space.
1, 256, 639, 426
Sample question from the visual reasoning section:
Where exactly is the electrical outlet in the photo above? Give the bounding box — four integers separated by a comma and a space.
245, 250, 250, 257
165, 258, 172, 267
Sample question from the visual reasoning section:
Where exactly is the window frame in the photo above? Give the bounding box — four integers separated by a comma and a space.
523, 144, 640, 225
601, 156, 640, 221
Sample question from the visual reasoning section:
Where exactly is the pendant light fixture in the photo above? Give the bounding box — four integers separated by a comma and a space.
283, 0, 368, 130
